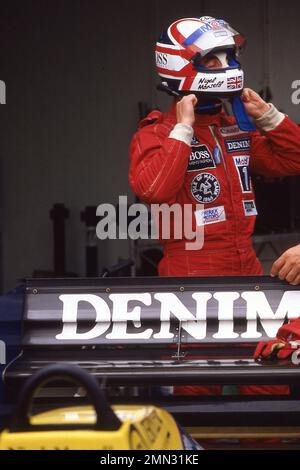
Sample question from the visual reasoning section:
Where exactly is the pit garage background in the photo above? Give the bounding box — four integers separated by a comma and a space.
0, 0, 300, 292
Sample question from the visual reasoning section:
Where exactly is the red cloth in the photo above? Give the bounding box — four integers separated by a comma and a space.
254, 317, 300, 360
244, 319, 300, 396
174, 385, 290, 396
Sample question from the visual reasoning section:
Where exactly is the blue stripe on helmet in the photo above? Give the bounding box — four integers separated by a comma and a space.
183, 28, 203, 45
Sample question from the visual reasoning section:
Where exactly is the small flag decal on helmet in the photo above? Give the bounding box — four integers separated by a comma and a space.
227, 76, 243, 89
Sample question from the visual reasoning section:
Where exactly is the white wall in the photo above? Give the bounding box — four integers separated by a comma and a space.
0, 0, 300, 291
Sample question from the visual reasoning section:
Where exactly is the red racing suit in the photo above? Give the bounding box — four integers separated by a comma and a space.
129, 103, 300, 395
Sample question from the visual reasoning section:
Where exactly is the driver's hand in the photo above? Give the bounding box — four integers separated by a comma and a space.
241, 88, 270, 119
176, 94, 198, 127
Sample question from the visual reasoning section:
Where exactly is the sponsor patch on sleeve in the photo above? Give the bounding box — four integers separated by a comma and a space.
195, 205, 226, 226
243, 200, 258, 217
225, 137, 251, 153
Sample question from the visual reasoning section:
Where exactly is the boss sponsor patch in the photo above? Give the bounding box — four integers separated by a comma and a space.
225, 137, 251, 153
191, 173, 220, 204
188, 145, 216, 172
155, 51, 188, 71
243, 200, 258, 216
233, 155, 252, 193
195, 205, 226, 226
219, 125, 244, 137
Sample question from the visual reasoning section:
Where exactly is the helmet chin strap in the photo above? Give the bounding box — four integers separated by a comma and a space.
157, 82, 256, 130
195, 94, 256, 132
195, 100, 223, 114
231, 95, 256, 132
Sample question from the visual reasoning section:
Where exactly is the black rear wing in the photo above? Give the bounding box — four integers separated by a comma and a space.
4, 275, 300, 386
3, 276, 300, 432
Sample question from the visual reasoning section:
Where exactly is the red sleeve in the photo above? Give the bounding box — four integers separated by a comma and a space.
250, 117, 300, 177
129, 123, 191, 204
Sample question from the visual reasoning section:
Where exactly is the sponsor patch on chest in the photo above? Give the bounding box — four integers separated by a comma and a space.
225, 137, 251, 153
191, 173, 221, 204
219, 125, 245, 137
195, 205, 226, 226
187, 144, 216, 171
233, 155, 252, 193
243, 200, 258, 216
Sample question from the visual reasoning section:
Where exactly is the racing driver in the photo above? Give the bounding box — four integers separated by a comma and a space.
129, 17, 300, 395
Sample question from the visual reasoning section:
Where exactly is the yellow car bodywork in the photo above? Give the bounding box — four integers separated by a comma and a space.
0, 405, 187, 450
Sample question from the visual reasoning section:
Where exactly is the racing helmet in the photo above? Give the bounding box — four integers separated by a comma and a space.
155, 16, 246, 99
